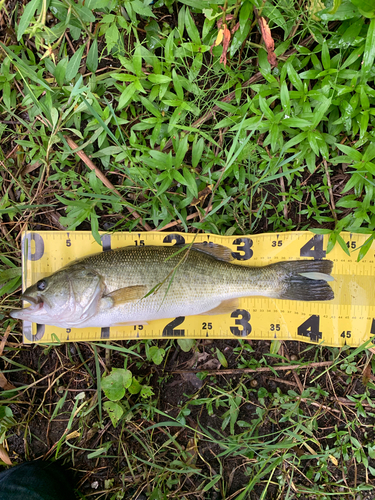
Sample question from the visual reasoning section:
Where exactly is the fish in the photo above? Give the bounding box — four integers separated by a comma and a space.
9, 243, 334, 329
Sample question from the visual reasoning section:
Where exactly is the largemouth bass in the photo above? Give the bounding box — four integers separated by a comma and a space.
10, 243, 334, 328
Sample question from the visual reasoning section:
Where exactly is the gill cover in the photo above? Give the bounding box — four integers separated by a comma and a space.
10, 265, 104, 327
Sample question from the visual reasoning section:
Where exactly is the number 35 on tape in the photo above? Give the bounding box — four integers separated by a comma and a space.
20, 231, 375, 347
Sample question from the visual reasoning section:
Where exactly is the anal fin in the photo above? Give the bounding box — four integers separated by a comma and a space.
199, 298, 239, 316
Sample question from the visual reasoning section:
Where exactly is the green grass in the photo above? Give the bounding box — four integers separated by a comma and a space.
2, 0, 375, 498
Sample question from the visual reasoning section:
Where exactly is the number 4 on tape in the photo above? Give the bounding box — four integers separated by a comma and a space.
297, 315, 322, 342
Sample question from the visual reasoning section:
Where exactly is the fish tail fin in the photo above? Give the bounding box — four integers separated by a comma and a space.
275, 260, 334, 301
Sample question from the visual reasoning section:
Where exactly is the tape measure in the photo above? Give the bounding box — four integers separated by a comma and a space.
20, 230, 375, 347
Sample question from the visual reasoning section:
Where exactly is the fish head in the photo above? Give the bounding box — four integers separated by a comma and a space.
10, 265, 104, 327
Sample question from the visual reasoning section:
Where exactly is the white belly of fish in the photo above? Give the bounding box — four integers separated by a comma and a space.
75, 297, 225, 328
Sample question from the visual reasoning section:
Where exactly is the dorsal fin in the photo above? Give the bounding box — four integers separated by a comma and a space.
192, 242, 234, 262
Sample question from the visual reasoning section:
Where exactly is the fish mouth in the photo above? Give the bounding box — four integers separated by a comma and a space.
22, 294, 41, 306
19, 294, 45, 313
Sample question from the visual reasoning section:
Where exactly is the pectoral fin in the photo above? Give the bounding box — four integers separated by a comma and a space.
298, 272, 334, 282
192, 242, 234, 262
199, 298, 239, 316
106, 285, 148, 306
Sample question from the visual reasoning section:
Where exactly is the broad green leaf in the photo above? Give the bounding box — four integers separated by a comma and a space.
0, 42, 51, 92
172, 69, 184, 100
133, 44, 143, 77
111, 73, 137, 82
203, 475, 222, 492
55, 58, 68, 87
3, 81, 10, 110
139, 95, 161, 117
284, 61, 303, 91
178, 0, 205, 8
91, 146, 123, 157
216, 348, 228, 368
307, 131, 319, 156
182, 166, 198, 198
192, 137, 204, 168
175, 134, 189, 167
178, 338, 195, 352
239, 0, 253, 33
321, 40, 330, 70
258, 95, 274, 121
351, 0, 375, 17
230, 19, 251, 57
319, 2, 361, 20
104, 401, 124, 428
117, 82, 136, 110
17, 0, 42, 41
262, 4, 286, 31
361, 18, 375, 83
202, 15, 215, 39
128, 377, 142, 394
173, 169, 187, 185
189, 53, 202, 81
342, 172, 363, 192
0, 276, 21, 296
328, 0, 342, 15
185, 8, 201, 45
87, 441, 112, 459
336, 233, 351, 256
165, 30, 175, 65
148, 74, 172, 84
156, 176, 172, 196
131, 0, 155, 18
327, 232, 337, 254
280, 81, 291, 116
101, 368, 132, 401
363, 142, 375, 162
75, 4, 95, 23
283, 131, 308, 150
86, 0, 109, 7
341, 45, 365, 70
148, 346, 165, 365
311, 97, 331, 129
335, 143, 363, 162
65, 44, 86, 83
270, 340, 282, 355
105, 23, 120, 53
87, 38, 98, 73
140, 385, 154, 398
282, 118, 311, 128
50, 107, 59, 129
149, 149, 173, 167
357, 235, 374, 261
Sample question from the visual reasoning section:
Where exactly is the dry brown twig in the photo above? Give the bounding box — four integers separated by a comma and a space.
171, 360, 334, 375
65, 137, 152, 231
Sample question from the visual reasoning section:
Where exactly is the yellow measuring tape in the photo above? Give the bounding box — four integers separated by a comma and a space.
20, 230, 374, 347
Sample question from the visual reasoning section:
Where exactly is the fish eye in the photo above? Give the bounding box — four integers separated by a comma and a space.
37, 279, 47, 291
